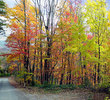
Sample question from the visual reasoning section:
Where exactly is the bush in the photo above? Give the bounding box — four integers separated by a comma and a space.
81, 77, 92, 88
35, 82, 77, 90
98, 82, 110, 94
16, 71, 33, 85
59, 84, 77, 90
38, 81, 55, 89
104, 97, 110, 100
0, 73, 10, 77
98, 75, 110, 93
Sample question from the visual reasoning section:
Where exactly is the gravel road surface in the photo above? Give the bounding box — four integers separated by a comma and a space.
0, 78, 92, 100
0, 78, 30, 100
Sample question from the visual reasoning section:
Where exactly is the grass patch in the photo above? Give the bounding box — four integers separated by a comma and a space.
34, 82, 77, 93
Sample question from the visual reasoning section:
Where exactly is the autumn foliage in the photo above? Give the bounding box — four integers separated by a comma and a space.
2, 0, 110, 90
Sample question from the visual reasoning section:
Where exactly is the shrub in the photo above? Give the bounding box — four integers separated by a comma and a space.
83, 77, 92, 88
98, 75, 110, 93
59, 84, 77, 90
104, 97, 110, 100
0, 73, 10, 77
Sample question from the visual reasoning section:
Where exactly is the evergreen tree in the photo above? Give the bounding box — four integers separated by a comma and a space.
0, 0, 6, 34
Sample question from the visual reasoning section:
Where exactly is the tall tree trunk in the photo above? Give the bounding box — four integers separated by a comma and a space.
60, 52, 64, 85
32, 38, 37, 86
68, 52, 71, 84
33, 0, 39, 83
23, 0, 28, 70
94, 64, 97, 84
39, 6, 43, 84
79, 52, 83, 84
44, 31, 51, 82
97, 33, 100, 84
23, 0, 27, 87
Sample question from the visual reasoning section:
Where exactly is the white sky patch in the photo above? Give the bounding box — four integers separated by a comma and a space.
0, 16, 11, 41
0, 27, 11, 41
0, 36, 7, 41
4, 0, 16, 8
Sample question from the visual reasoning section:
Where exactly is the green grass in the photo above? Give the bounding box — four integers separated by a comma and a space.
35, 82, 77, 92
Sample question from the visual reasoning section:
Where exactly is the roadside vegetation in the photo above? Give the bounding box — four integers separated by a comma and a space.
0, 0, 110, 100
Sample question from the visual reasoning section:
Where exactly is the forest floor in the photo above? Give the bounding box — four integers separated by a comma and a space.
9, 77, 109, 100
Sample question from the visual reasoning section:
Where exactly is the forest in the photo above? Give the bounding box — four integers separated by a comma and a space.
0, 0, 110, 98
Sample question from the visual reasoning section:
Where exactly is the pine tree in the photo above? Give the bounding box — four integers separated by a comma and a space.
0, 0, 6, 34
